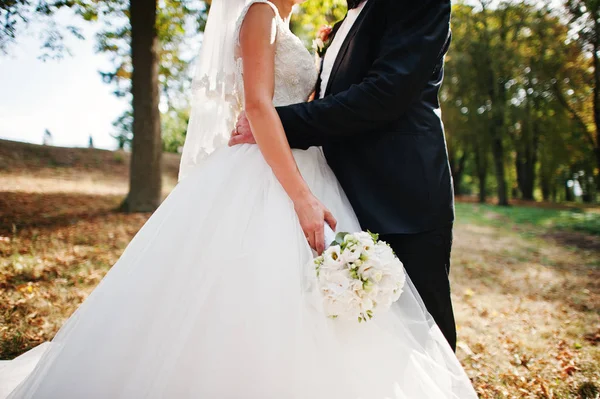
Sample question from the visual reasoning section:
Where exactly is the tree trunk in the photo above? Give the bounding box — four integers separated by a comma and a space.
450, 151, 467, 196
483, 6, 509, 207
120, 0, 162, 213
474, 140, 488, 204
478, 173, 487, 204
541, 176, 551, 202
515, 87, 540, 201
593, 26, 600, 196
490, 73, 509, 206
515, 134, 538, 201
490, 133, 508, 205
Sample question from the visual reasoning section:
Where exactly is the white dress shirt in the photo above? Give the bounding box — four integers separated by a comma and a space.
319, 0, 369, 99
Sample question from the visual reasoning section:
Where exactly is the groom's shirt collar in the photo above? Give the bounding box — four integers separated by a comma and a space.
319, 0, 369, 99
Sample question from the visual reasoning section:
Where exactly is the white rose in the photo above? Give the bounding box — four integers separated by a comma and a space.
367, 285, 381, 299
341, 244, 361, 263
358, 258, 382, 280
322, 245, 344, 270
373, 241, 397, 265
323, 269, 351, 295
354, 232, 375, 250
368, 255, 383, 270
357, 260, 374, 275
323, 290, 361, 319
361, 297, 375, 312
351, 279, 364, 293
378, 275, 396, 291
368, 269, 384, 283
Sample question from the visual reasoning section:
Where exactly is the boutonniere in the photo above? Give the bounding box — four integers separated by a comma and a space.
312, 25, 333, 58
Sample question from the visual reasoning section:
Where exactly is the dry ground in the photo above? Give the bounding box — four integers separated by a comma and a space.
1, 140, 599, 398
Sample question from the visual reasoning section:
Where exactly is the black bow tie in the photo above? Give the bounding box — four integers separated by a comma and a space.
347, 0, 362, 10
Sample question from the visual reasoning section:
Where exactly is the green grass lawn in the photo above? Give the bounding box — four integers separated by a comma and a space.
456, 202, 600, 236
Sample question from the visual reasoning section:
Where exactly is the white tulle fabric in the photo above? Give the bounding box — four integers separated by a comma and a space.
178, 0, 248, 180
0, 2, 478, 398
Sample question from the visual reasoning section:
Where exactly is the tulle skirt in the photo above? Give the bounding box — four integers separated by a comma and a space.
0, 145, 477, 398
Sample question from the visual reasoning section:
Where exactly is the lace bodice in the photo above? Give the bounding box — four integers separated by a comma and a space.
234, 0, 318, 107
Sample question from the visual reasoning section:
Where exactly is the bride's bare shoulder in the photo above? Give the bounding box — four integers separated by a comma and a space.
239, 2, 278, 36
238, 2, 278, 49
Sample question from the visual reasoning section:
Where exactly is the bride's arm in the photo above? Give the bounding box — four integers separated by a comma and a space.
230, 0, 450, 149
239, 4, 336, 253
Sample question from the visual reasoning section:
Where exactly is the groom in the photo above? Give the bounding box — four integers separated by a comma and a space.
230, 0, 456, 350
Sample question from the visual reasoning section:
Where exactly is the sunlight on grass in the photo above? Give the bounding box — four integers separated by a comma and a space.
451, 203, 600, 398
456, 202, 600, 236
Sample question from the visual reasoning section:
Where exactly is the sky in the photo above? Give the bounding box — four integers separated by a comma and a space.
0, 11, 128, 150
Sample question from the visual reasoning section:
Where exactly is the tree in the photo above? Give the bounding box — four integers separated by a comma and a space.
445, 1, 591, 204
98, 1, 206, 147
118, 0, 162, 212
0, 1, 104, 60
162, 107, 190, 153
292, 0, 347, 46
1, 0, 207, 212
119, 0, 206, 211
564, 0, 600, 192
444, 3, 498, 203
444, 1, 516, 205
507, 5, 569, 201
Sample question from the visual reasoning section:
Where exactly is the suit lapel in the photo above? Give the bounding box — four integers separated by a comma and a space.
315, 18, 346, 99
324, 0, 376, 96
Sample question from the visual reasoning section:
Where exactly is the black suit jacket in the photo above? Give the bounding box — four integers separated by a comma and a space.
276, 0, 454, 235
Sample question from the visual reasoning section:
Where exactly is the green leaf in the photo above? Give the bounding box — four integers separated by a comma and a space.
367, 230, 379, 242
334, 232, 349, 246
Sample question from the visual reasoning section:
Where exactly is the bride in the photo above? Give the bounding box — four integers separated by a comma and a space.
0, 0, 478, 397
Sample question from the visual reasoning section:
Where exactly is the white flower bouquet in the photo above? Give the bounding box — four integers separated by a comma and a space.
312, 229, 406, 323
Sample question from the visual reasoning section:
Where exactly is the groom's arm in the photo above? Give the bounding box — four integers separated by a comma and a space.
277, 0, 451, 149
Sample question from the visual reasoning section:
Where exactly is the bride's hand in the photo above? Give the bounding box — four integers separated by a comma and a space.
293, 193, 337, 254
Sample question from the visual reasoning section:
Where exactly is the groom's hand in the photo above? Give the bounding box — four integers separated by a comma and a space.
228, 111, 256, 146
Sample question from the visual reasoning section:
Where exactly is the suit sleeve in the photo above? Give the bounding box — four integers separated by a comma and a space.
277, 0, 451, 149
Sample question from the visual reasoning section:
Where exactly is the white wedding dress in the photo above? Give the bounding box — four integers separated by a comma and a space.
0, 2, 478, 398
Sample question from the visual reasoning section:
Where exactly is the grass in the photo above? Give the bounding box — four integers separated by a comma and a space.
1, 140, 599, 398
456, 202, 600, 236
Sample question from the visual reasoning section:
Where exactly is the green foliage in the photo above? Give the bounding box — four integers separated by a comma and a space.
162, 106, 190, 153
445, 1, 597, 204
291, 0, 346, 48
111, 103, 189, 153
6, 0, 600, 204
99, 1, 206, 150
95, 0, 205, 98
111, 108, 132, 150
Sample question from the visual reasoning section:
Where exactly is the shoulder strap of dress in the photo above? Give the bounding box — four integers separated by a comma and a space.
234, 0, 281, 48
